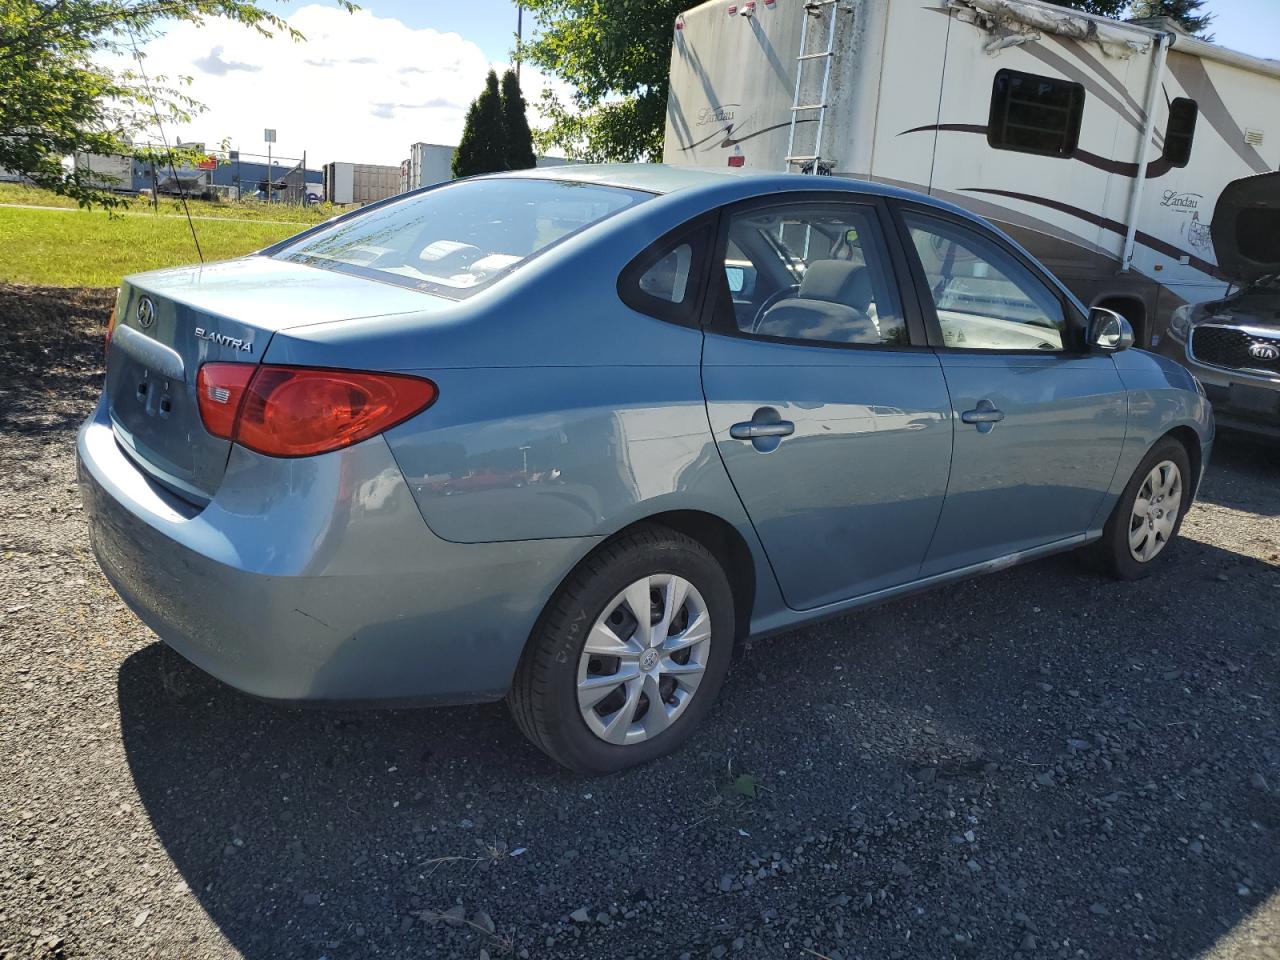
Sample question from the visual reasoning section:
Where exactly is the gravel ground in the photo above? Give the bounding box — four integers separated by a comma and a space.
1, 284, 1278, 960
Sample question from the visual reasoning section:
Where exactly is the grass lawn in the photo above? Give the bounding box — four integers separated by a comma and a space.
0, 205, 310, 287
0, 182, 339, 224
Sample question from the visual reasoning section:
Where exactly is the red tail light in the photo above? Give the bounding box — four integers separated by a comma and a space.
197, 363, 438, 458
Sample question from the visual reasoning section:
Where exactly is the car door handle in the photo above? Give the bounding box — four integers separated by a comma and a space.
730, 421, 796, 440
962, 401, 1003, 424
961, 399, 1005, 432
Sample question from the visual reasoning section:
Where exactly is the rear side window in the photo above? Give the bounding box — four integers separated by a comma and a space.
618, 221, 713, 325
1162, 97, 1198, 168
275, 178, 650, 300
989, 69, 1085, 158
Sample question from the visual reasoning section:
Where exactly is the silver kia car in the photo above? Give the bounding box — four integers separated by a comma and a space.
79, 165, 1213, 772
1157, 172, 1280, 437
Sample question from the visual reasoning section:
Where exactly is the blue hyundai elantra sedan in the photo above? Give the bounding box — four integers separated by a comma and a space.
78, 165, 1213, 772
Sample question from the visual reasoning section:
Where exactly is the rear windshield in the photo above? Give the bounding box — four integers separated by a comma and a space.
274, 178, 651, 299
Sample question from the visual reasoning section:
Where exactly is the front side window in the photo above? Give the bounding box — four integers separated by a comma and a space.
989, 69, 1085, 158
904, 212, 1069, 352
275, 178, 650, 299
1163, 97, 1198, 168
716, 202, 906, 347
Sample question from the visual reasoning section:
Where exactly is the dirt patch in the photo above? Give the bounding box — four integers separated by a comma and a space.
0, 284, 113, 436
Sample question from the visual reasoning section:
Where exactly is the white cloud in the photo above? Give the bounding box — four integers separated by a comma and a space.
102, 4, 568, 168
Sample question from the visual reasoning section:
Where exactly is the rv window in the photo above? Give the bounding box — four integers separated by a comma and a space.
1162, 98, 1198, 168
988, 69, 1085, 159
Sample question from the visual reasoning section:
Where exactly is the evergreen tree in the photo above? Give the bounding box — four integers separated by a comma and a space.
500, 69, 538, 171
1128, 0, 1214, 36
452, 70, 507, 178
1048, 0, 1214, 36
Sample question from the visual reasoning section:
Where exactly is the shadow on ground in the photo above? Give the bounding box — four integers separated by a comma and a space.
118, 528, 1280, 959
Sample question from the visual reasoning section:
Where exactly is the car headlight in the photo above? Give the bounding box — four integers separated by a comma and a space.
1167, 304, 1193, 342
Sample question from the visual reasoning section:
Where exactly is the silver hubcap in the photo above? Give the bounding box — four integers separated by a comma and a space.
1129, 460, 1183, 563
576, 574, 712, 746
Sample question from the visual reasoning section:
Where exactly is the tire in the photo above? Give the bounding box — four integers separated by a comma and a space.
1089, 436, 1192, 580
508, 525, 735, 774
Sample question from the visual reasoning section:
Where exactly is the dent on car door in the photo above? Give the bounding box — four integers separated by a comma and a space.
895, 206, 1128, 575
701, 196, 953, 611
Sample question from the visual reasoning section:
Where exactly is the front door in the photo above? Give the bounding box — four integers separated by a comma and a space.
896, 206, 1128, 576
701, 196, 954, 611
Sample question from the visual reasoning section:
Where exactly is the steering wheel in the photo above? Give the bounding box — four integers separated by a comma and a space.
750, 284, 801, 333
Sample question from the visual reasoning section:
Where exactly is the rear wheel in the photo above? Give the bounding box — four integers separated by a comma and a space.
508, 526, 735, 773
1089, 437, 1191, 580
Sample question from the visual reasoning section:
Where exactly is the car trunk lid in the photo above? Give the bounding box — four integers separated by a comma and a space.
105, 256, 444, 504
1211, 172, 1280, 282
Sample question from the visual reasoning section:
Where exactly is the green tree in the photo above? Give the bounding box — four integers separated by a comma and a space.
0, 0, 355, 209
1126, 0, 1214, 36
1044, 0, 1128, 17
500, 68, 537, 171
517, 0, 682, 162
453, 69, 507, 177
1048, 0, 1213, 34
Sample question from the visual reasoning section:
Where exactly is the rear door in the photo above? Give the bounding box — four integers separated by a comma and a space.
892, 204, 1127, 575
701, 194, 953, 611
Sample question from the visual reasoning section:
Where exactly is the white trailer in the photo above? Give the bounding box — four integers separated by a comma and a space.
402, 142, 457, 193
323, 161, 402, 205
399, 142, 576, 193
663, 0, 1280, 345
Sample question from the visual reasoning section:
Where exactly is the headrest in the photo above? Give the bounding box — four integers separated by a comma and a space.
799, 260, 869, 308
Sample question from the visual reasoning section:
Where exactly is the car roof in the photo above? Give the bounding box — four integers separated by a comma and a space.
482, 162, 986, 223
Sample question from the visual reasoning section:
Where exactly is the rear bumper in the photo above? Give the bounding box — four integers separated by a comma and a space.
77, 399, 594, 704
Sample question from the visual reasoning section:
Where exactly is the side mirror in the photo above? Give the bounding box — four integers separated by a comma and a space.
1088, 307, 1135, 353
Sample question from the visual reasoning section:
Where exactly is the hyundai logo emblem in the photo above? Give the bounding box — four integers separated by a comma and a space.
1248, 341, 1279, 362
136, 296, 156, 329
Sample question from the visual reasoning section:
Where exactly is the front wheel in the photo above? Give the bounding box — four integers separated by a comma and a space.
508, 526, 735, 773
1089, 437, 1191, 580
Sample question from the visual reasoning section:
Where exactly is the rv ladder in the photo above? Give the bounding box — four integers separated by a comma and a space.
785, 0, 844, 173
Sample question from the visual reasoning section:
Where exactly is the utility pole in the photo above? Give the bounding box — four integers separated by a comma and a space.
264, 128, 276, 203
516, 3, 523, 80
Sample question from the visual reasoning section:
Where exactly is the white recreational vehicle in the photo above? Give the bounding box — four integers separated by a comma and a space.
663, 0, 1280, 346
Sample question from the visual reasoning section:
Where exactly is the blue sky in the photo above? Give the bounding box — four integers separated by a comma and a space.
124, 0, 1280, 168
295, 0, 1280, 61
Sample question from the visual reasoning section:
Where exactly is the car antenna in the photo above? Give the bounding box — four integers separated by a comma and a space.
125, 26, 204, 264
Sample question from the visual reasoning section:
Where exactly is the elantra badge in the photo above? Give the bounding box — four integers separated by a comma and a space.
194, 327, 253, 353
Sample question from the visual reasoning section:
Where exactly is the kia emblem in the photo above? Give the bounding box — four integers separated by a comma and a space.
1248, 341, 1279, 362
